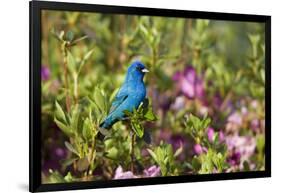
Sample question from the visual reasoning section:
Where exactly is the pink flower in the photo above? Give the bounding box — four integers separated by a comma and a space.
193, 144, 207, 155
225, 135, 256, 168
114, 166, 138, 179
173, 66, 205, 99
41, 65, 50, 81
226, 112, 243, 133
227, 151, 241, 166
219, 130, 225, 142
207, 127, 215, 142
250, 119, 260, 132
143, 165, 161, 177
227, 112, 242, 125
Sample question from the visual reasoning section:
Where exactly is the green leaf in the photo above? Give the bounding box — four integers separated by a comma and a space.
213, 132, 219, 144
48, 170, 66, 183
64, 141, 79, 156
106, 147, 118, 160
59, 30, 65, 40
78, 48, 95, 74
174, 144, 183, 158
70, 105, 79, 133
82, 118, 93, 141
64, 172, 74, 182
256, 134, 265, 153
67, 51, 76, 73
83, 48, 94, 61
93, 87, 105, 112
144, 107, 157, 121
260, 69, 265, 84
139, 24, 149, 37
54, 118, 73, 137
147, 148, 158, 163
55, 101, 66, 122
131, 121, 144, 138
191, 157, 201, 171
202, 117, 211, 129
71, 35, 88, 45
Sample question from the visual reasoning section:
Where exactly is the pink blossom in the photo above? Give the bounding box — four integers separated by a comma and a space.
173, 66, 205, 99
207, 127, 215, 142
250, 119, 260, 132
227, 112, 242, 125
41, 65, 50, 81
194, 144, 203, 154
219, 130, 225, 142
143, 165, 161, 177
225, 135, 256, 168
114, 166, 138, 179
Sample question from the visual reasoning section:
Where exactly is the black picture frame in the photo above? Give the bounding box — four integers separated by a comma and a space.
29, 0, 271, 192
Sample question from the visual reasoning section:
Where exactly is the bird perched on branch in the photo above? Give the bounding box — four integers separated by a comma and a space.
99, 60, 149, 132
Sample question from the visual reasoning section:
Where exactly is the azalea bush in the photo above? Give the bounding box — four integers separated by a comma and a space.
41, 10, 266, 183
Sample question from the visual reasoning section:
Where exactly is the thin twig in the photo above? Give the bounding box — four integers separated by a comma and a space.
61, 43, 71, 112
131, 132, 135, 173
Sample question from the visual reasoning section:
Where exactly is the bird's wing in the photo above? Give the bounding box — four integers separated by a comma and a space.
109, 86, 128, 114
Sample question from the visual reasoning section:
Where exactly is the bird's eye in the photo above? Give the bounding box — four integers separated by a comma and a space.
136, 66, 142, 71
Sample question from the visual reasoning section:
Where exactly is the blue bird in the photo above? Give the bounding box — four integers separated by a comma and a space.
99, 61, 149, 131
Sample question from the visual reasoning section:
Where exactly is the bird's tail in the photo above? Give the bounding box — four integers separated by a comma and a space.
99, 120, 111, 130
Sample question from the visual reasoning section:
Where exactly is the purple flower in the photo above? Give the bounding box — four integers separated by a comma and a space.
225, 135, 256, 168
226, 112, 243, 133
227, 112, 242, 125
219, 130, 225, 142
41, 65, 50, 81
114, 166, 138, 179
143, 165, 161, 177
207, 127, 215, 142
173, 66, 205, 99
214, 93, 223, 108
171, 96, 186, 111
250, 119, 260, 132
168, 135, 186, 160
193, 144, 206, 155
54, 147, 67, 160
227, 151, 241, 166
169, 135, 185, 151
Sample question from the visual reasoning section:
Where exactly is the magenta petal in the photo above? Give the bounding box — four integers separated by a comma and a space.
195, 78, 205, 98
143, 165, 161, 177
219, 131, 225, 142
181, 79, 195, 98
184, 66, 196, 83
172, 71, 182, 81
194, 144, 203, 155
207, 127, 215, 142
41, 65, 50, 81
114, 166, 137, 179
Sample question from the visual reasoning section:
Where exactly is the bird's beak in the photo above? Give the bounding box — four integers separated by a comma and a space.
142, 68, 149, 73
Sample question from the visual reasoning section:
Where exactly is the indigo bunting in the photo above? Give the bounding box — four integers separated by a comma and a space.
100, 61, 149, 130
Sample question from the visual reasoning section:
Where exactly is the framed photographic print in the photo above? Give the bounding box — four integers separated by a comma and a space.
29, 0, 271, 192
